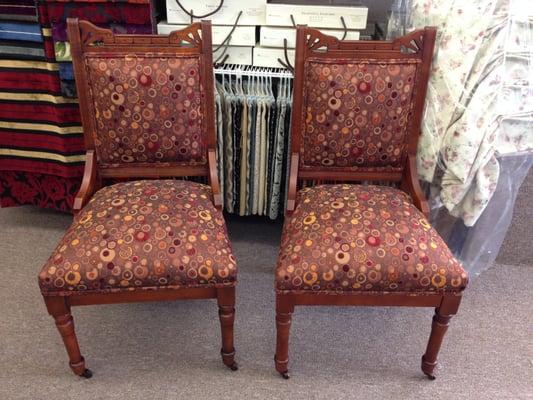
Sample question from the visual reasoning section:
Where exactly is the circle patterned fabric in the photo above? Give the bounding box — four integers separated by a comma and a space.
85, 54, 207, 166
301, 59, 419, 170
39, 180, 237, 296
276, 185, 468, 293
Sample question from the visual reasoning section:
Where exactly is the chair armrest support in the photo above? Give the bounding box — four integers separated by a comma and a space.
285, 152, 299, 215
208, 148, 222, 210
72, 150, 98, 213
401, 154, 430, 218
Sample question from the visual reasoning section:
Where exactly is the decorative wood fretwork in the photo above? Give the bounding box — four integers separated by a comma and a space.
78, 20, 203, 48
305, 28, 340, 51
394, 29, 425, 54
303, 26, 428, 55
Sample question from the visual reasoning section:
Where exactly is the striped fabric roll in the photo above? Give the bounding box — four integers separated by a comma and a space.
58, 62, 73, 80
0, 21, 42, 42
0, 59, 85, 178
0, 58, 86, 210
44, 2, 151, 25
0, 40, 45, 60
51, 20, 152, 42
60, 79, 76, 97
0, 1, 37, 22
0, 0, 154, 211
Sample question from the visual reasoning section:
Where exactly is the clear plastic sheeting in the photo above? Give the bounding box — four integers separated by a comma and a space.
430, 155, 531, 277
387, 0, 533, 275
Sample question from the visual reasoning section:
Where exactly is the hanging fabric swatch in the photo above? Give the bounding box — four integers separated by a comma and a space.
214, 66, 293, 219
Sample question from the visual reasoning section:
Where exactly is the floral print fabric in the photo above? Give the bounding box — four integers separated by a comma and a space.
276, 185, 467, 293
39, 180, 237, 296
390, 0, 533, 226
85, 55, 207, 167
301, 59, 420, 170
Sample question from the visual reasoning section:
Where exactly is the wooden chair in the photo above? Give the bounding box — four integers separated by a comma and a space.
38, 19, 238, 378
274, 26, 468, 379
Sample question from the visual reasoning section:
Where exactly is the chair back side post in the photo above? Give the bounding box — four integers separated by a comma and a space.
406, 27, 436, 157
290, 26, 308, 157
198, 21, 222, 208
287, 26, 437, 214
199, 21, 216, 151
67, 18, 221, 208
68, 20, 96, 152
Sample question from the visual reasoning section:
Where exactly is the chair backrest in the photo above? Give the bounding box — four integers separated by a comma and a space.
290, 26, 436, 183
67, 18, 216, 179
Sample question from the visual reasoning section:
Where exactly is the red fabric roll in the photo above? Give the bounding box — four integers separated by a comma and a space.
0, 170, 80, 211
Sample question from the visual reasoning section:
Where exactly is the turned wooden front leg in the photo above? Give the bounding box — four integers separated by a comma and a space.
275, 294, 294, 379
421, 295, 462, 379
217, 286, 237, 370
45, 296, 91, 378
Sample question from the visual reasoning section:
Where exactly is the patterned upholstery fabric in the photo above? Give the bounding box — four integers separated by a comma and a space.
85, 55, 206, 167
39, 180, 237, 296
301, 59, 419, 170
276, 185, 468, 293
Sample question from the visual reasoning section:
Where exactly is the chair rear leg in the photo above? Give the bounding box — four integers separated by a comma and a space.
217, 286, 238, 371
44, 296, 92, 378
421, 295, 462, 380
275, 293, 294, 379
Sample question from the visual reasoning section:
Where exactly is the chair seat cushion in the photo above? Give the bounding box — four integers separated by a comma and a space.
39, 180, 237, 296
276, 184, 467, 293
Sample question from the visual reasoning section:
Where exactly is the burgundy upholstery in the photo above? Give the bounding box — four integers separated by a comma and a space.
300, 59, 420, 171
39, 180, 237, 296
85, 55, 207, 167
276, 185, 468, 293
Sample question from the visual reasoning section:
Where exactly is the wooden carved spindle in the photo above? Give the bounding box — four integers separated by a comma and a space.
275, 296, 294, 379
53, 311, 92, 378
217, 287, 238, 371
421, 295, 461, 379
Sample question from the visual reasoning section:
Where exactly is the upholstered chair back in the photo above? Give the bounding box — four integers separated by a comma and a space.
291, 27, 436, 180
85, 55, 205, 166
68, 19, 216, 177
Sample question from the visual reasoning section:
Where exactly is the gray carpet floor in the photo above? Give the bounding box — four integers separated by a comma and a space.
0, 187, 532, 399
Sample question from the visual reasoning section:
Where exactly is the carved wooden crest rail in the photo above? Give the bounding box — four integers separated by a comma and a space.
303, 26, 427, 56
77, 20, 203, 48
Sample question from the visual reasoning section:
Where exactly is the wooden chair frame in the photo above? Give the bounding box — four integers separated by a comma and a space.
275, 26, 463, 380
41, 19, 236, 379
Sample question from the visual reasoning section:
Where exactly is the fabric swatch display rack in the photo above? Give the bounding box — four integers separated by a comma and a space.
214, 65, 293, 219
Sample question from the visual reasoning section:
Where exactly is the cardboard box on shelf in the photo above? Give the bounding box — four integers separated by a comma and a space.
213, 46, 253, 66
253, 46, 294, 69
266, 3, 367, 29
166, 0, 266, 25
259, 26, 359, 48
157, 21, 256, 46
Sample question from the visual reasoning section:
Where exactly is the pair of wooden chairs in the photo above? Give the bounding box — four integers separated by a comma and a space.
38, 19, 468, 380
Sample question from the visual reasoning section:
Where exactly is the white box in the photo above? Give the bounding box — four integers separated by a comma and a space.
167, 0, 266, 25
213, 46, 253, 66
253, 46, 294, 69
157, 21, 256, 46
260, 26, 359, 48
266, 4, 367, 29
